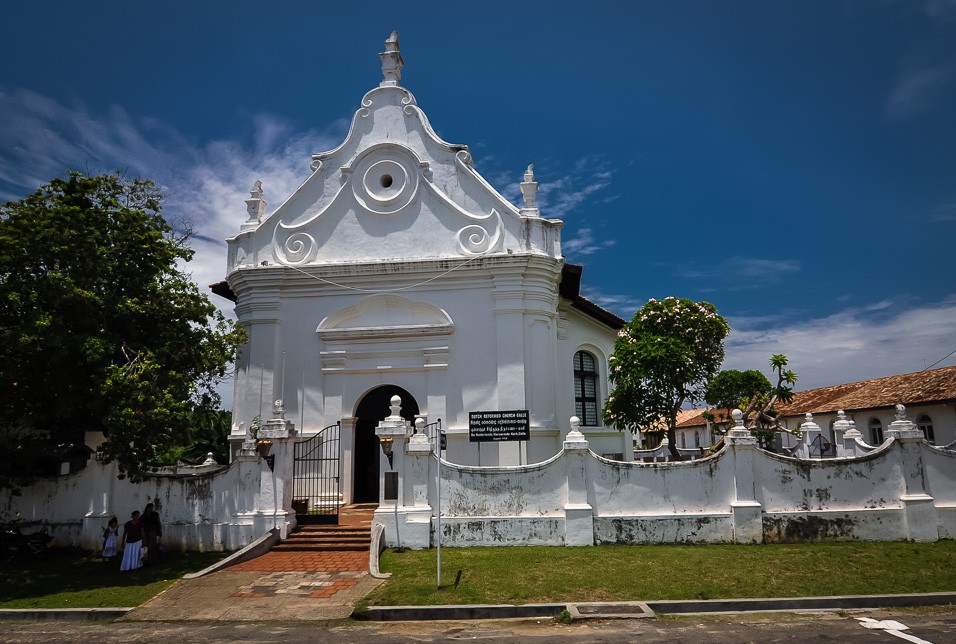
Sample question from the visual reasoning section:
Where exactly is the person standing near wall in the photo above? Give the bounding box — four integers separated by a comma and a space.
101, 516, 118, 562
142, 503, 162, 565
119, 511, 144, 571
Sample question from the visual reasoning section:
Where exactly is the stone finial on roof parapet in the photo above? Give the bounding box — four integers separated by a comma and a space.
520, 164, 539, 215
241, 180, 267, 231
380, 31, 404, 87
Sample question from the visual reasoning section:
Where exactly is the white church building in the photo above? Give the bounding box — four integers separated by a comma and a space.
9, 34, 953, 552
212, 33, 631, 507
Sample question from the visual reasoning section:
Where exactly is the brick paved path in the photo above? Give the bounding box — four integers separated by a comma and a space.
124, 505, 382, 620
229, 504, 374, 573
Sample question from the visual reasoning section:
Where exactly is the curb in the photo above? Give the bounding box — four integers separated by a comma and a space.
0, 608, 132, 622
645, 592, 956, 615
354, 603, 567, 621
354, 592, 956, 622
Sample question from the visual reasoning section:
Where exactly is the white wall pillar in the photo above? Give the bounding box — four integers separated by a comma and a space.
800, 413, 821, 458
887, 404, 939, 542
727, 409, 763, 544
564, 417, 594, 546
833, 410, 850, 457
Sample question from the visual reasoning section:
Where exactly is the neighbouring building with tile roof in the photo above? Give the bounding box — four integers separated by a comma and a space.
674, 365, 956, 450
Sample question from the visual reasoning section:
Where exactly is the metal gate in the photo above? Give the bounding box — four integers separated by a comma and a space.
292, 421, 341, 525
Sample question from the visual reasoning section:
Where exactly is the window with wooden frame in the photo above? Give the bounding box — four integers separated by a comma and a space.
573, 350, 599, 427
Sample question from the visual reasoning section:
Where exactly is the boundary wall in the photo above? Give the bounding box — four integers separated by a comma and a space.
2, 440, 297, 552
373, 413, 956, 548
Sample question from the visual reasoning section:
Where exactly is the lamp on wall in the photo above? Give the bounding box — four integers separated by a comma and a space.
379, 436, 394, 470
257, 439, 275, 471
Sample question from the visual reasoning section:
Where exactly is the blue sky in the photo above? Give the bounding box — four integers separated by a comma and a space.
2, 1, 955, 395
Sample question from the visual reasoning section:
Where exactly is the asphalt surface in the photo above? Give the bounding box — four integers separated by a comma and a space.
1, 609, 955, 642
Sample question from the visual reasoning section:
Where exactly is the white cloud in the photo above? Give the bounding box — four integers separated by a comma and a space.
536, 162, 614, 219
676, 255, 800, 289
886, 62, 954, 120
922, 0, 956, 21
563, 227, 617, 258
928, 202, 956, 223
723, 296, 956, 391
0, 89, 349, 409
579, 288, 645, 318
0, 87, 346, 320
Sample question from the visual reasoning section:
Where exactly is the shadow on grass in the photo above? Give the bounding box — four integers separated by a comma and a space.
0, 548, 228, 607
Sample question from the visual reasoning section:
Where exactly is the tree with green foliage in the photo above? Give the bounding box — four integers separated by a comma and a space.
0, 172, 245, 486
704, 354, 798, 443
602, 297, 729, 459
705, 369, 773, 418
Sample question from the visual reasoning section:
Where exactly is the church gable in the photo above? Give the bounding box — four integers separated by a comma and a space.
226, 33, 561, 274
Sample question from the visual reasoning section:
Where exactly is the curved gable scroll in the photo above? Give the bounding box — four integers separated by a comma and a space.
317, 294, 454, 341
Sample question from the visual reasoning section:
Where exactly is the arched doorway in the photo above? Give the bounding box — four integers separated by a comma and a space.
352, 385, 420, 503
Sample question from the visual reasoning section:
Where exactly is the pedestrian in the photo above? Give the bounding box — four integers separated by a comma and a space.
101, 516, 118, 562
119, 510, 144, 571
142, 502, 162, 565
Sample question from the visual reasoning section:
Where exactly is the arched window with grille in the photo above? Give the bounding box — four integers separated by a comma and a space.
573, 350, 599, 426
869, 418, 883, 445
917, 415, 935, 443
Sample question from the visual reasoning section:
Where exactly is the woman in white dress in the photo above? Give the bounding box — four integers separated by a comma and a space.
119, 510, 144, 571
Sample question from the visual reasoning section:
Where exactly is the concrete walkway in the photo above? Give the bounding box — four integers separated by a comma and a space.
122, 505, 382, 622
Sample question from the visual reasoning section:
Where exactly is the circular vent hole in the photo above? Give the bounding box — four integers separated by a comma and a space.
380, 174, 393, 189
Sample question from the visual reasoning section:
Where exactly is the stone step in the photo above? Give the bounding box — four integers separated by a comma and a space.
290, 532, 369, 541
275, 539, 372, 548
281, 531, 369, 539
272, 543, 370, 552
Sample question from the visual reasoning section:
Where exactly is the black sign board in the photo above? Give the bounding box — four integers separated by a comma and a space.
469, 410, 530, 442
383, 471, 398, 501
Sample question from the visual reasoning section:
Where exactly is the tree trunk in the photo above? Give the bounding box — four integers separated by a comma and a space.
667, 410, 681, 461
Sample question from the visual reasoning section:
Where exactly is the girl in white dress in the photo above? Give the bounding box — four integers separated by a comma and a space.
101, 516, 118, 561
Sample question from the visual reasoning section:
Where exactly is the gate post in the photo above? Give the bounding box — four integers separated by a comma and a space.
373, 395, 413, 548
403, 420, 435, 549
257, 399, 297, 538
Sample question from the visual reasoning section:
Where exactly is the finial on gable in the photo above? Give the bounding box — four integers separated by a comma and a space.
520, 163, 539, 215
380, 31, 404, 87
241, 180, 267, 231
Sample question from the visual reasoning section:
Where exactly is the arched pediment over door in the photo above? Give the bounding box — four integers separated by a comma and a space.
316, 294, 454, 341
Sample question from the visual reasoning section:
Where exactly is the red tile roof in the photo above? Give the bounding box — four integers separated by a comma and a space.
676, 366, 956, 428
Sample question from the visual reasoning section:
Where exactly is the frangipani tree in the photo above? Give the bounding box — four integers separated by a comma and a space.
603, 297, 729, 459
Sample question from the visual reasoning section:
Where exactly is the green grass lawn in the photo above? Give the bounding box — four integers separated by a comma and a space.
0, 548, 228, 609
366, 541, 956, 607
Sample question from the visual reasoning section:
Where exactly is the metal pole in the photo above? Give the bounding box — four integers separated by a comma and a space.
280, 352, 286, 403
436, 421, 442, 588
299, 361, 305, 433
258, 364, 264, 422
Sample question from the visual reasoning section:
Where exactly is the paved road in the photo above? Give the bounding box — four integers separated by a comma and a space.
1, 610, 954, 643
